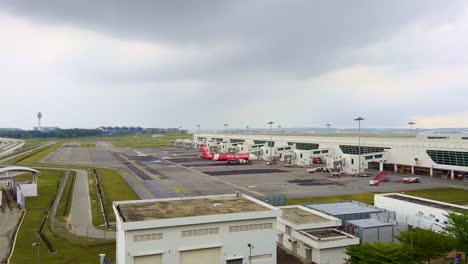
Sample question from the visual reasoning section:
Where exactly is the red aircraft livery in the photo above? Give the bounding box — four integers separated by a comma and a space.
200, 144, 258, 164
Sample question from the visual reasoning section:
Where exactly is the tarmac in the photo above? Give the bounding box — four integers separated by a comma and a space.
0, 211, 21, 263
42, 143, 468, 201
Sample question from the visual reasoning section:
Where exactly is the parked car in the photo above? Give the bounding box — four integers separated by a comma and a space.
369, 179, 380, 186
401, 177, 421, 183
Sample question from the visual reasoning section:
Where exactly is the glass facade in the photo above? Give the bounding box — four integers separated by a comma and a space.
339, 145, 389, 155
288, 142, 319, 150
427, 150, 468, 167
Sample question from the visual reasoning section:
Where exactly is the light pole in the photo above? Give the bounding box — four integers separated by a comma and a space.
224, 124, 228, 153
268, 121, 274, 160
408, 122, 415, 133
354, 117, 364, 174
248, 243, 254, 264
32, 242, 40, 264
196, 124, 201, 133
326, 123, 332, 133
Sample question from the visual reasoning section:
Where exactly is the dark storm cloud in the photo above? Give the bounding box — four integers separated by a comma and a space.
2, 0, 466, 82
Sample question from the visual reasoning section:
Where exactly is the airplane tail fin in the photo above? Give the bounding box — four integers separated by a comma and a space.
200, 144, 212, 158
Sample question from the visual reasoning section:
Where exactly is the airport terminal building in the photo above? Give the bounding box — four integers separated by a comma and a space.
193, 133, 468, 180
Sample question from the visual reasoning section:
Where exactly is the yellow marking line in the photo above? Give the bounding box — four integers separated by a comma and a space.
118, 169, 155, 199
119, 154, 160, 180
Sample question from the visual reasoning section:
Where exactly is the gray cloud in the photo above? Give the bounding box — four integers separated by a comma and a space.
3, 0, 465, 81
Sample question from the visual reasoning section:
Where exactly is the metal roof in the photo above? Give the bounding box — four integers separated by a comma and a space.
0, 166, 40, 175
347, 218, 394, 228
306, 201, 382, 216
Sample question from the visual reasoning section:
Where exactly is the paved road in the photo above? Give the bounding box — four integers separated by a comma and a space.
0, 211, 22, 263
0, 138, 24, 159
0, 141, 55, 164
69, 169, 115, 239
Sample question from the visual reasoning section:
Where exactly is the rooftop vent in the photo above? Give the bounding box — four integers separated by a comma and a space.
213, 203, 224, 208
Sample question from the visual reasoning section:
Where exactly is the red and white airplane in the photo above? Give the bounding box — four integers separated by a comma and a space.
200, 144, 258, 164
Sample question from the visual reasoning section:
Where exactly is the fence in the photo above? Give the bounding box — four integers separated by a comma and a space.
50, 217, 115, 246
49, 170, 115, 246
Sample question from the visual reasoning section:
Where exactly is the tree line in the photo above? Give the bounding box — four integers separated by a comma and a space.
0, 129, 106, 138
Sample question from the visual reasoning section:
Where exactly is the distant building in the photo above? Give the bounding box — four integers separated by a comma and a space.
98, 126, 187, 134
33, 126, 59, 132
113, 193, 281, 264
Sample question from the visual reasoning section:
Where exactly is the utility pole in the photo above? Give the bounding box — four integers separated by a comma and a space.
326, 123, 332, 133
268, 121, 274, 160
354, 117, 364, 174
32, 242, 40, 264
196, 124, 200, 133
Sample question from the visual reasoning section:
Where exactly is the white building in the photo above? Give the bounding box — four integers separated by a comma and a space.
277, 206, 359, 264
113, 193, 281, 264
194, 133, 468, 178
374, 193, 468, 232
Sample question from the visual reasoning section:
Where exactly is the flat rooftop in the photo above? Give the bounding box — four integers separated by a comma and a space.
306, 201, 382, 216
281, 207, 329, 225
347, 218, 394, 228
117, 196, 272, 222
305, 229, 349, 240
384, 194, 468, 212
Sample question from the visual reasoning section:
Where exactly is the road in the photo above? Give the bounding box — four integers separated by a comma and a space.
0, 141, 55, 164
0, 138, 24, 159
68, 169, 115, 239
0, 211, 22, 263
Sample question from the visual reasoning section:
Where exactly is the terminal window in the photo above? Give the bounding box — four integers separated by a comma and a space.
339, 145, 389, 155
427, 150, 468, 167
288, 143, 319, 150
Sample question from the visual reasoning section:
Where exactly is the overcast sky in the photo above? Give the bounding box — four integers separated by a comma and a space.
1, 1, 468, 130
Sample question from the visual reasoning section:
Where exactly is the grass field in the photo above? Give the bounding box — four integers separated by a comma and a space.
287, 187, 468, 205
88, 168, 106, 228
79, 143, 96, 147
56, 170, 76, 223
89, 133, 193, 148
96, 168, 139, 224
11, 169, 115, 264
22, 138, 52, 149
3, 142, 62, 165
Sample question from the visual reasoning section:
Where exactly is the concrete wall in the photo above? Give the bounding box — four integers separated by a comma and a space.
119, 218, 277, 264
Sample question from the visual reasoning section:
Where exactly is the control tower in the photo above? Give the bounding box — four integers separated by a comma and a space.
37, 112, 43, 131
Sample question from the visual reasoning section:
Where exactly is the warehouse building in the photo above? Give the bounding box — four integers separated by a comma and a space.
194, 133, 468, 178
113, 193, 281, 264
277, 205, 359, 264
306, 201, 406, 243
374, 193, 468, 232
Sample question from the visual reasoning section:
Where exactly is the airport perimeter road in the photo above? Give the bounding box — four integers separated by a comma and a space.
69, 169, 114, 238
0, 141, 55, 164
0, 211, 22, 263
0, 138, 24, 158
